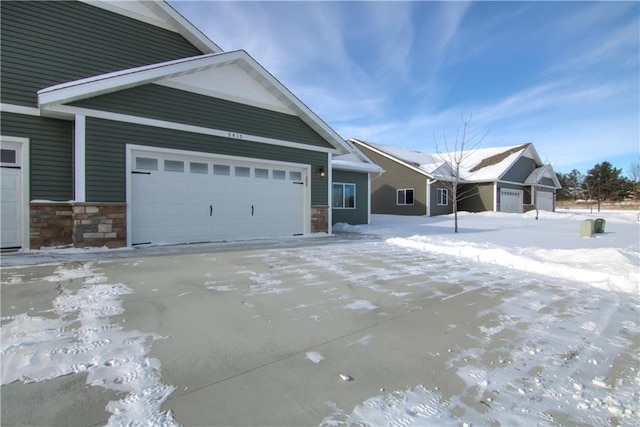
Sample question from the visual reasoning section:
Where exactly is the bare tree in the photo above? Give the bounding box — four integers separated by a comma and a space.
433, 115, 486, 233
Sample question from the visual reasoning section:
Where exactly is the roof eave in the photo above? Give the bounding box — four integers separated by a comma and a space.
37, 50, 348, 154
351, 139, 433, 178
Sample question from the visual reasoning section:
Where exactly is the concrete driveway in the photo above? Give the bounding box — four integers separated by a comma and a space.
2, 234, 637, 426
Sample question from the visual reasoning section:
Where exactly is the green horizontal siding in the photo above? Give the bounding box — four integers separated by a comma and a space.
85, 118, 328, 204
73, 85, 332, 149
332, 170, 369, 225
1, 112, 73, 201
1, 1, 202, 107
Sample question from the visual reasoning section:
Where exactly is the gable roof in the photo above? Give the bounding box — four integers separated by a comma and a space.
38, 50, 351, 154
352, 139, 559, 186
82, 0, 223, 54
525, 164, 562, 188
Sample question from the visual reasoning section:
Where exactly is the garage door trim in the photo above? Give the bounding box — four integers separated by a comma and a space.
126, 144, 311, 246
0, 136, 30, 251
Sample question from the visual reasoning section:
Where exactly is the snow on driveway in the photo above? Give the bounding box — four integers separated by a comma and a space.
1, 209, 639, 426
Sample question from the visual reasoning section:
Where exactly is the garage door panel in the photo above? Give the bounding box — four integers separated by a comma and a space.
500, 189, 523, 214
537, 191, 554, 211
131, 150, 306, 245
1, 145, 24, 249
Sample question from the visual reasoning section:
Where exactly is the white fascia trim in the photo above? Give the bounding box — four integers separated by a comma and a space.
145, 1, 223, 54
38, 53, 234, 107
74, 116, 86, 202
45, 105, 339, 154
1, 103, 41, 116
331, 161, 383, 174
353, 140, 432, 178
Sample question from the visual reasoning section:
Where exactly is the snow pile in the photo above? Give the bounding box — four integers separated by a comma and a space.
336, 210, 640, 294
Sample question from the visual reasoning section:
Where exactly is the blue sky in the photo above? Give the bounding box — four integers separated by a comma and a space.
170, 1, 639, 176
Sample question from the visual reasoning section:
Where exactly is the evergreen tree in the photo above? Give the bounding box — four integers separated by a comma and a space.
583, 162, 626, 211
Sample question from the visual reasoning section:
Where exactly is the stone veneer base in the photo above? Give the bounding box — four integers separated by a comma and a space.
30, 202, 126, 249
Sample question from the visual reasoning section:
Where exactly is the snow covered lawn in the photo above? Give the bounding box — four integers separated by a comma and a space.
1, 210, 639, 426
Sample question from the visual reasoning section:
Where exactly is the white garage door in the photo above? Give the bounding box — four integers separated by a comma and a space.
130, 150, 307, 245
1, 143, 24, 250
499, 188, 523, 214
536, 191, 554, 212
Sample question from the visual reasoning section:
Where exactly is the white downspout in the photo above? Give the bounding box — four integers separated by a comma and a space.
426, 179, 430, 217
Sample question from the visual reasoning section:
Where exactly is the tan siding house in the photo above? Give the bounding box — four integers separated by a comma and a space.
352, 139, 561, 217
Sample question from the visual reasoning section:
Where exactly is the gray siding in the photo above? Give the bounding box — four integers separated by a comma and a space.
458, 183, 494, 212
85, 118, 327, 204
540, 177, 555, 187
501, 157, 537, 183
73, 84, 332, 149
1, 1, 202, 107
1, 112, 73, 201
428, 181, 454, 216
358, 146, 428, 216
332, 170, 369, 225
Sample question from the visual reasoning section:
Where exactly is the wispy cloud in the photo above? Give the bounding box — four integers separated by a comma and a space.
170, 1, 639, 174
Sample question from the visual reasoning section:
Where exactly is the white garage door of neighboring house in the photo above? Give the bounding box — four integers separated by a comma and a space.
536, 191, 554, 212
130, 150, 307, 246
1, 142, 24, 250
499, 188, 523, 214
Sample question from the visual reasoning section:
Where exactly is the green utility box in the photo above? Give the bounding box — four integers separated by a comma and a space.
594, 218, 606, 234
580, 219, 594, 237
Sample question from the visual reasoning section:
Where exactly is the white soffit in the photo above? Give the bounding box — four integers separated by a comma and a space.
157, 64, 294, 115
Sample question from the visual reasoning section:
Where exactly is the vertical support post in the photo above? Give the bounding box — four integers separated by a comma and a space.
74, 115, 86, 202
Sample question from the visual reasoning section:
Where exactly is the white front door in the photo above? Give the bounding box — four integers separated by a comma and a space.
1, 140, 26, 250
499, 188, 523, 214
130, 150, 307, 246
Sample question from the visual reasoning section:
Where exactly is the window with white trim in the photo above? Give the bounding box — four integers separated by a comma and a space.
333, 183, 356, 209
397, 188, 414, 205
1, 148, 18, 165
437, 188, 449, 205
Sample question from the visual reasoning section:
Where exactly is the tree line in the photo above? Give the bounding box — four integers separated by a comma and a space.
556, 161, 640, 208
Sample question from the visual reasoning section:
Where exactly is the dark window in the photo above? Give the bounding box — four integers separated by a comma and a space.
397, 188, 414, 205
